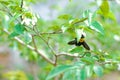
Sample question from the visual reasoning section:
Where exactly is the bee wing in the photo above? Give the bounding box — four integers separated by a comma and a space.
68, 40, 76, 45
68, 38, 77, 45
82, 41, 90, 50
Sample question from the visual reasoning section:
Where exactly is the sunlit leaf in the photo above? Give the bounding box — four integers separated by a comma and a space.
23, 32, 32, 44
63, 70, 76, 80
24, 12, 33, 18
61, 25, 68, 33
108, 12, 116, 21
3, 71, 28, 80
93, 65, 103, 77
82, 10, 93, 26
100, 0, 109, 16
90, 21, 104, 35
46, 65, 73, 80
85, 65, 93, 77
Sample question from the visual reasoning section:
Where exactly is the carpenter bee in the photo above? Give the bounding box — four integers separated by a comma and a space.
68, 34, 90, 50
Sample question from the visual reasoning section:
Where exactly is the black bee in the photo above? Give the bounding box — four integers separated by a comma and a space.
68, 34, 90, 50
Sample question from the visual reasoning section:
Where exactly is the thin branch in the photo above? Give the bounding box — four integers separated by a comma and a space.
3, 29, 55, 65
99, 61, 118, 65
56, 52, 87, 58
1, 4, 89, 65
54, 55, 58, 66
1, 5, 57, 65
32, 25, 56, 55
32, 35, 37, 51
71, 17, 88, 25
2, 5, 14, 18
20, 0, 23, 21
39, 31, 62, 35
1, 4, 20, 23
20, 0, 24, 8
56, 52, 79, 57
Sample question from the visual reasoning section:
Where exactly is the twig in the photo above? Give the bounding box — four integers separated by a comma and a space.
71, 17, 88, 25
20, 0, 24, 8
54, 55, 58, 66
1, 5, 14, 18
56, 52, 87, 58
56, 52, 79, 57
1, 4, 20, 23
1, 4, 57, 65
32, 35, 37, 51
3, 29, 55, 65
20, 0, 24, 21
99, 61, 118, 65
32, 30, 62, 36
39, 31, 62, 35
32, 25, 56, 55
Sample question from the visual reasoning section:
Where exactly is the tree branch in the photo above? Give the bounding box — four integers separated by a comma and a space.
1, 3, 89, 66
32, 25, 56, 55
3, 29, 55, 65
56, 52, 79, 57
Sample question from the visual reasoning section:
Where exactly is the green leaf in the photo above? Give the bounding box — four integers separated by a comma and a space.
61, 25, 68, 33
81, 57, 94, 64
100, 0, 109, 16
83, 10, 90, 18
28, 51, 39, 61
46, 65, 73, 80
79, 68, 87, 80
107, 12, 116, 21
82, 10, 93, 26
85, 65, 93, 77
69, 47, 84, 54
8, 24, 26, 38
23, 32, 32, 44
14, 23, 25, 34
8, 32, 19, 38
58, 14, 72, 20
73, 61, 85, 67
3, 71, 28, 80
70, 18, 87, 25
90, 21, 104, 35
9, 13, 22, 24
0, 1, 9, 5
24, 12, 33, 18
62, 70, 76, 80
85, 52, 91, 57
93, 65, 103, 77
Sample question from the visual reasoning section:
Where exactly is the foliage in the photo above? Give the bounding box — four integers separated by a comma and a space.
0, 0, 120, 80
2, 71, 28, 80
